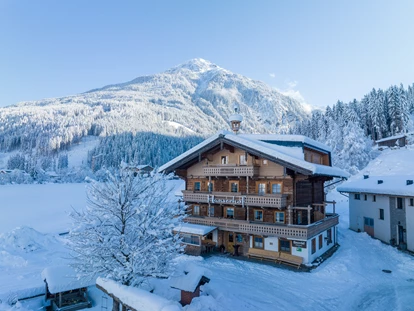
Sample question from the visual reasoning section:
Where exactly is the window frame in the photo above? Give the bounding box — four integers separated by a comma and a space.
311, 238, 316, 254
410, 198, 414, 206
194, 181, 201, 192
354, 193, 360, 200
253, 236, 264, 249
379, 208, 384, 220
279, 239, 291, 253
193, 205, 200, 216
239, 154, 247, 166
364, 194, 367, 201
275, 211, 285, 223
207, 181, 214, 192
397, 197, 403, 209
271, 183, 282, 194
318, 234, 323, 249
230, 181, 239, 193
208, 206, 214, 217
254, 209, 263, 222
373, 195, 376, 202
225, 207, 235, 219
181, 234, 200, 246
258, 183, 266, 196
221, 156, 228, 164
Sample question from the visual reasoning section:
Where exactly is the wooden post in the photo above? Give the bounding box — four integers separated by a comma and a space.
59, 292, 62, 308
112, 300, 120, 311
122, 304, 127, 311
307, 205, 311, 225
333, 200, 336, 214
288, 205, 292, 225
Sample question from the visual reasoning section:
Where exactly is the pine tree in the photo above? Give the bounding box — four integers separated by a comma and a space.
69, 169, 184, 286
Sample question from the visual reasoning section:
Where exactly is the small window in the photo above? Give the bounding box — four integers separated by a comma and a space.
410, 198, 414, 206
236, 234, 243, 243
262, 159, 268, 165
258, 183, 266, 196
208, 206, 214, 217
254, 210, 263, 221
182, 234, 200, 245
364, 217, 374, 227
230, 182, 238, 193
239, 154, 247, 165
226, 207, 234, 219
271, 183, 281, 194
379, 208, 384, 220
354, 194, 360, 200
207, 182, 214, 192
373, 195, 376, 202
194, 182, 201, 191
326, 228, 332, 245
275, 212, 284, 223
397, 197, 403, 209
221, 156, 228, 164
319, 234, 323, 249
364, 194, 367, 201
193, 205, 200, 216
311, 238, 316, 254
254, 236, 264, 249
280, 240, 290, 253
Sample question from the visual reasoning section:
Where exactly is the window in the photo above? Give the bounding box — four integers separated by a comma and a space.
229, 233, 234, 243
364, 217, 374, 227
326, 228, 332, 245
275, 212, 284, 223
206, 232, 213, 240
397, 197, 403, 209
208, 206, 214, 217
182, 234, 200, 245
373, 195, 376, 202
207, 182, 214, 192
258, 183, 266, 196
311, 238, 316, 254
236, 234, 243, 243
271, 183, 282, 194
254, 210, 263, 221
239, 154, 247, 165
262, 159, 268, 165
226, 207, 234, 219
379, 208, 384, 220
364, 194, 367, 201
319, 234, 323, 249
194, 182, 201, 191
280, 240, 290, 253
230, 182, 238, 193
354, 194, 360, 200
410, 198, 414, 206
221, 156, 228, 164
254, 236, 264, 248
193, 205, 200, 216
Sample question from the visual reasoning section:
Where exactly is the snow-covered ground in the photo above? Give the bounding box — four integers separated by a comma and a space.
1, 148, 414, 310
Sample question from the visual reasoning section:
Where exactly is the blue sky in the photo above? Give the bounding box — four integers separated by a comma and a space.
1, 0, 413, 108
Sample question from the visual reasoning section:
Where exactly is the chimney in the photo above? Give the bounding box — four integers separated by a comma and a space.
364, 175, 369, 179
407, 180, 413, 185
378, 180, 383, 184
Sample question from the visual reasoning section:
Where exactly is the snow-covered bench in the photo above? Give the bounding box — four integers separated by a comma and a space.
277, 253, 303, 269
247, 248, 280, 262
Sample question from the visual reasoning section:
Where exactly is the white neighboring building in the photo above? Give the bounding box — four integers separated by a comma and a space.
338, 175, 414, 252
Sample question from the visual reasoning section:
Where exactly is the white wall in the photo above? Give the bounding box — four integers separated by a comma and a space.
406, 204, 414, 252
291, 241, 309, 264
348, 194, 391, 244
264, 237, 279, 252
307, 227, 337, 264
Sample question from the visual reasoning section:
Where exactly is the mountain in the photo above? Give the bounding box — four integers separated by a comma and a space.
0, 58, 310, 155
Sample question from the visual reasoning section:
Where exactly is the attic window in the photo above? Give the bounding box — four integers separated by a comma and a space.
354, 194, 360, 200
221, 156, 228, 164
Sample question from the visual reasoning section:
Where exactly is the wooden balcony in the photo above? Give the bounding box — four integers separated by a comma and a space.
185, 213, 339, 240
182, 190, 287, 208
203, 165, 259, 177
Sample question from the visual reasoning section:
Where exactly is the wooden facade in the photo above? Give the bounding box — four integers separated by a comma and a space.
162, 133, 345, 266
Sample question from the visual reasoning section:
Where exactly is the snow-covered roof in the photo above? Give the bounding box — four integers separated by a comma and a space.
170, 267, 210, 292
239, 134, 331, 152
173, 223, 216, 236
337, 175, 414, 196
375, 132, 412, 143
97, 278, 181, 311
159, 131, 348, 179
41, 266, 96, 294
229, 114, 243, 122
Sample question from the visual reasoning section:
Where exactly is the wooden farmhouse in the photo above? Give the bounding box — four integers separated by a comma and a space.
160, 105, 349, 267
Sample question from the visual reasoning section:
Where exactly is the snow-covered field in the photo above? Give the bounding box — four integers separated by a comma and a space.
1, 148, 414, 311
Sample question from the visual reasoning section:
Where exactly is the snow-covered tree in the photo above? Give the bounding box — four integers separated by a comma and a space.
69, 169, 184, 286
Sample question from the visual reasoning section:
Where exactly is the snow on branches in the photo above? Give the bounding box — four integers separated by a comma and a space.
69, 169, 185, 286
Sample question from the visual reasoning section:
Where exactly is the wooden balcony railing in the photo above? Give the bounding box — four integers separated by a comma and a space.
185, 213, 339, 240
182, 190, 287, 208
203, 165, 260, 177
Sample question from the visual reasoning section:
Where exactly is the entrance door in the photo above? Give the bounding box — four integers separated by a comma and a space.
364, 217, 374, 237
398, 225, 405, 244
227, 233, 234, 253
